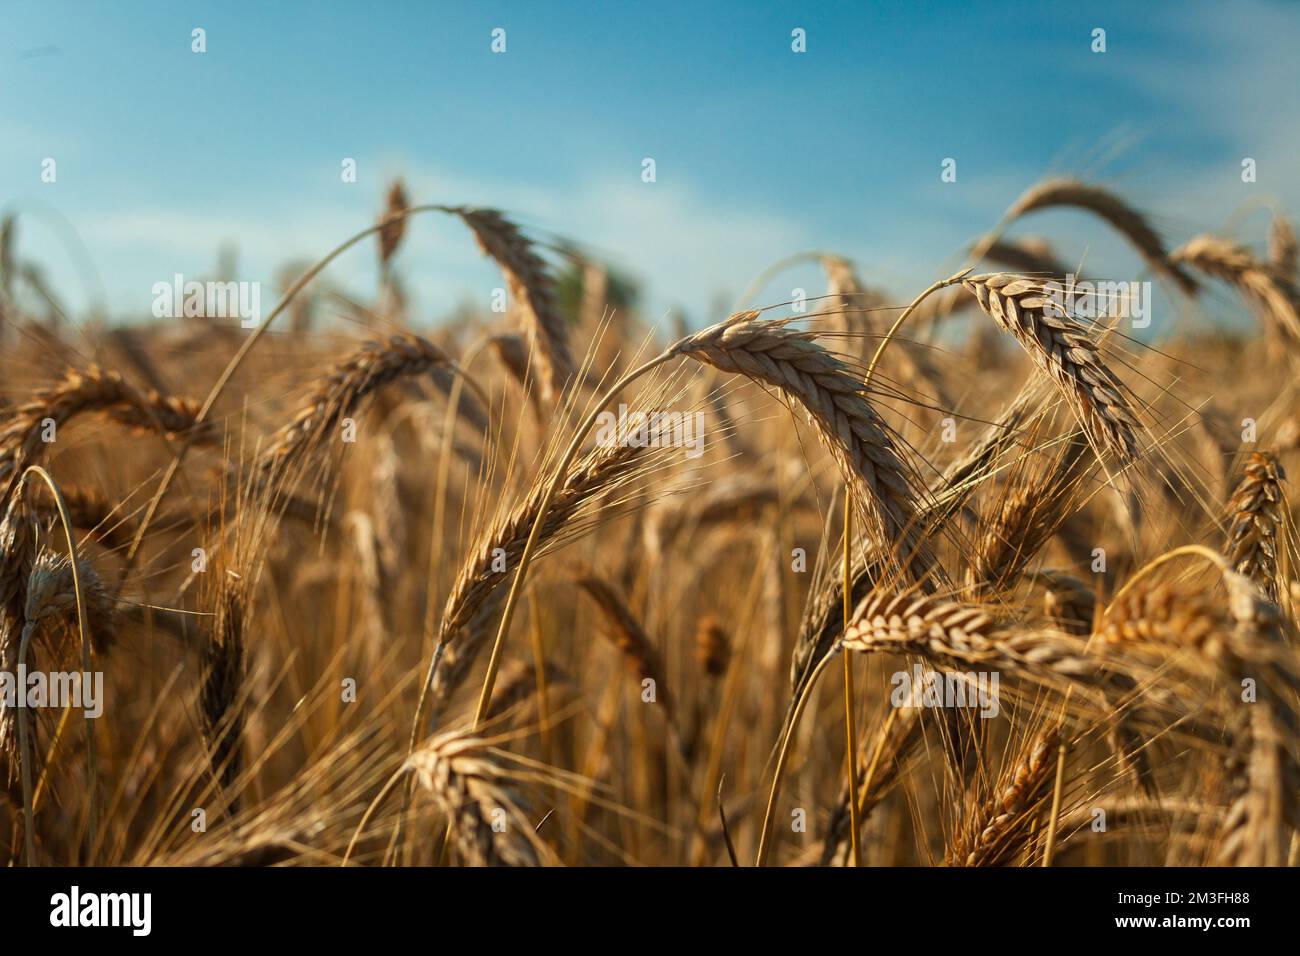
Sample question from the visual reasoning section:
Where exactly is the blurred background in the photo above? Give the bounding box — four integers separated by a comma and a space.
2, 0, 1298, 332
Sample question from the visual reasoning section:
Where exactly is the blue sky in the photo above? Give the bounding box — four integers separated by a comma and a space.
2, 0, 1298, 333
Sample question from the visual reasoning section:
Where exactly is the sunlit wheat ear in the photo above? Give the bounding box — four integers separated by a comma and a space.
961, 273, 1142, 464
946, 727, 1059, 867
0, 365, 215, 492
405, 728, 557, 866
1270, 214, 1298, 279
1224, 451, 1286, 602
1171, 234, 1300, 349
457, 207, 574, 406
1000, 177, 1199, 294
668, 316, 936, 580
427, 439, 650, 725
842, 590, 1121, 697
257, 332, 461, 481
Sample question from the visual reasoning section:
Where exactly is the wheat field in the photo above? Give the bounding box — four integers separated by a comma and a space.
0, 175, 1298, 868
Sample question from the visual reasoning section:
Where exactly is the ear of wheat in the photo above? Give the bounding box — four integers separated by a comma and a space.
1224, 451, 1286, 601
457, 207, 573, 406
1003, 177, 1198, 294
1171, 234, 1300, 348
0, 365, 214, 493
962, 273, 1141, 463
669, 316, 937, 580
405, 728, 557, 866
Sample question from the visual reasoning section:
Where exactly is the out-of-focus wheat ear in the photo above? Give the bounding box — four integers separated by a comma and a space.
820, 256, 953, 409
575, 571, 673, 720
579, 259, 608, 331
1032, 570, 1097, 635
200, 572, 246, 814
1224, 451, 1286, 602
0, 365, 217, 494
487, 332, 544, 422
1270, 214, 1298, 279
377, 179, 409, 266
0, 213, 13, 306
484, 658, 568, 723
693, 614, 731, 679
981, 237, 1071, 277
1171, 234, 1300, 351
961, 273, 1142, 464
257, 332, 461, 483
1000, 177, 1199, 294
457, 207, 574, 406
669, 316, 938, 583
405, 728, 557, 866
946, 727, 1059, 866
820, 255, 885, 337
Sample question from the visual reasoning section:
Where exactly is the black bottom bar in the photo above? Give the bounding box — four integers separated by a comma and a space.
0, 867, 1279, 942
